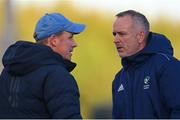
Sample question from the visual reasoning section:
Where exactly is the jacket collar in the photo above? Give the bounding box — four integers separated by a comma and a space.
53, 51, 76, 72
121, 32, 173, 69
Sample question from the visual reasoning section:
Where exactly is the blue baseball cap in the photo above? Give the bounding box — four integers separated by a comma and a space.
33, 13, 86, 41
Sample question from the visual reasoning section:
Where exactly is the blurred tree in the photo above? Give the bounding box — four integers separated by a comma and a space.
0, 0, 16, 70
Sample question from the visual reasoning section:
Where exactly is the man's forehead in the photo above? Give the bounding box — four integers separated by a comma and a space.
115, 15, 133, 23
113, 16, 133, 29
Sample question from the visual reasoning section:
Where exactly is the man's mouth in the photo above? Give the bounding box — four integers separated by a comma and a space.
116, 46, 124, 52
117, 46, 123, 51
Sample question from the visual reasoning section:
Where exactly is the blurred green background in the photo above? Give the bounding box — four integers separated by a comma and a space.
0, 0, 180, 118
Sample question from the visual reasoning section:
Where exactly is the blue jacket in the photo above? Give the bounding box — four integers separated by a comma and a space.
112, 32, 180, 119
0, 41, 82, 118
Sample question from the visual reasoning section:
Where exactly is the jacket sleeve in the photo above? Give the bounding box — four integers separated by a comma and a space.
159, 59, 180, 118
43, 68, 82, 119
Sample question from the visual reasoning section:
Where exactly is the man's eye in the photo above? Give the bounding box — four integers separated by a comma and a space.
113, 32, 127, 36
112, 32, 116, 36
113, 32, 121, 36
69, 36, 73, 39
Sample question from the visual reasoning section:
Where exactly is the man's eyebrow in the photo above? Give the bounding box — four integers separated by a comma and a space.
112, 31, 127, 36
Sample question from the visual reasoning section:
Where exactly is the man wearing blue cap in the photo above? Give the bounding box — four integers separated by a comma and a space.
0, 13, 85, 118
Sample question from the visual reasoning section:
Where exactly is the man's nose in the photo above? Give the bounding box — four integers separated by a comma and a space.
72, 40, 78, 47
114, 35, 120, 43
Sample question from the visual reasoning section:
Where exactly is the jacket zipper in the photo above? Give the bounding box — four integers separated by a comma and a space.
126, 68, 135, 118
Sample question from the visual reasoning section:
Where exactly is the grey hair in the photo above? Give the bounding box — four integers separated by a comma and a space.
116, 10, 150, 36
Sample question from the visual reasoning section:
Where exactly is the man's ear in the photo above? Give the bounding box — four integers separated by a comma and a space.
137, 31, 145, 44
48, 35, 57, 47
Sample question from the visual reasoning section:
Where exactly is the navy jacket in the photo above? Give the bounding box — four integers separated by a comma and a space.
112, 32, 180, 118
0, 41, 82, 118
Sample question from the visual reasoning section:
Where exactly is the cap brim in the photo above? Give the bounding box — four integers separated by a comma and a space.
66, 23, 86, 34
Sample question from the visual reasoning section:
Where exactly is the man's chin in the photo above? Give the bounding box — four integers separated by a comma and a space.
119, 53, 127, 58
62, 56, 71, 61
